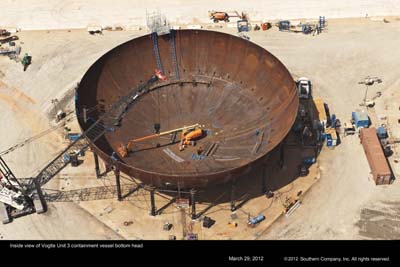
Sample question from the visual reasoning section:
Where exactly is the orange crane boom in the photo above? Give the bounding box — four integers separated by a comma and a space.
117, 124, 200, 157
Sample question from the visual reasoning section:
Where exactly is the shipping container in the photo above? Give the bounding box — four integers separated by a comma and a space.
360, 128, 392, 185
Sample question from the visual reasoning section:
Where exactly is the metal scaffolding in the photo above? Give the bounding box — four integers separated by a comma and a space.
146, 10, 170, 35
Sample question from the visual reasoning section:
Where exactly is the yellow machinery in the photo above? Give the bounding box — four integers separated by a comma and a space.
208, 11, 248, 23
179, 127, 203, 151
117, 124, 202, 157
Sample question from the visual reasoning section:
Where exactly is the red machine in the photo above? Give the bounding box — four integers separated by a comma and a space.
155, 69, 167, 81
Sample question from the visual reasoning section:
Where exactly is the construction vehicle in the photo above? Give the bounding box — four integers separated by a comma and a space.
21, 53, 32, 71
296, 77, 312, 99
363, 99, 375, 107
0, 35, 18, 44
362, 92, 381, 107
237, 20, 250, 32
0, 156, 46, 223
0, 181, 25, 210
179, 126, 204, 151
343, 122, 356, 136
301, 24, 314, 34
261, 22, 272, 31
278, 21, 318, 34
0, 163, 29, 213
358, 76, 382, 106
278, 20, 291, 31
358, 76, 382, 86
0, 29, 10, 37
87, 26, 103, 35
117, 124, 201, 157
208, 11, 248, 23
0, 46, 21, 59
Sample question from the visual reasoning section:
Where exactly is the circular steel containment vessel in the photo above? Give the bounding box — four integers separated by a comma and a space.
76, 30, 298, 189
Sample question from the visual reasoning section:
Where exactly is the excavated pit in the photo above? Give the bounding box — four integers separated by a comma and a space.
76, 30, 299, 188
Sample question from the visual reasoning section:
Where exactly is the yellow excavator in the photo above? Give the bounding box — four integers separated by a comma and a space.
179, 127, 203, 151
117, 124, 204, 157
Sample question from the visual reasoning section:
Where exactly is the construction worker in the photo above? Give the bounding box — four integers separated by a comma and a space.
21, 53, 32, 71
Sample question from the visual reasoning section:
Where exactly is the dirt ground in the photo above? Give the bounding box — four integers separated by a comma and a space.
1, 0, 400, 30
1, 16, 400, 239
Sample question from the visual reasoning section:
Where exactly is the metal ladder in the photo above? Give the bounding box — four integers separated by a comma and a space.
319, 16, 326, 29
151, 32, 164, 74
31, 120, 106, 189
169, 30, 180, 80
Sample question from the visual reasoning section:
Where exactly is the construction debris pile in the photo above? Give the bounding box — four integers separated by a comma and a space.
0, 29, 31, 71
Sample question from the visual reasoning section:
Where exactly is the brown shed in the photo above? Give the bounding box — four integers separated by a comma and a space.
360, 127, 392, 185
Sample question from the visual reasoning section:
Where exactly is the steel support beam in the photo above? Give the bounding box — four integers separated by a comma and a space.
155, 197, 176, 215
190, 189, 197, 220
279, 143, 284, 169
93, 152, 101, 178
114, 168, 122, 201
149, 186, 156, 216
261, 166, 267, 194
230, 179, 236, 212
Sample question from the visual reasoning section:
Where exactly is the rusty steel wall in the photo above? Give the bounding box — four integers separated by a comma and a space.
76, 30, 299, 189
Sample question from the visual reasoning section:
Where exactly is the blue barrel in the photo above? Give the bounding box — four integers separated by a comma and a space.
249, 214, 265, 225
303, 157, 316, 164
63, 153, 70, 163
